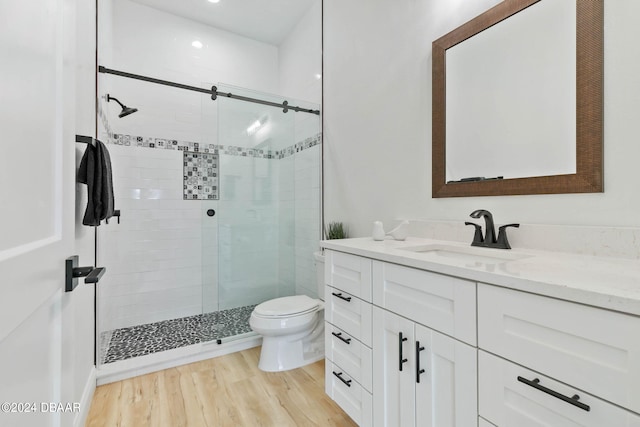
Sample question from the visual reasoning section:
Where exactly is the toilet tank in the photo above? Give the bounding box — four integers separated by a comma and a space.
313, 251, 325, 301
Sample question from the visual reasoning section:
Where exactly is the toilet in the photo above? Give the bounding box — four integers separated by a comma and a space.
249, 251, 325, 372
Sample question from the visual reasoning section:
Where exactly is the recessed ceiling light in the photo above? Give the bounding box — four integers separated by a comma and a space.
314, 73, 322, 80
208, 0, 220, 3
192, 40, 203, 49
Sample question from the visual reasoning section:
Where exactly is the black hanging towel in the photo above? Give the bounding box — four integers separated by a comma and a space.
78, 139, 115, 226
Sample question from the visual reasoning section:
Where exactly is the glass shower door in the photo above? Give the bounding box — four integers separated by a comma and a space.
201, 84, 296, 343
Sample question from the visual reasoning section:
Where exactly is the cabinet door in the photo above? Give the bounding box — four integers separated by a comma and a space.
373, 307, 416, 427
415, 324, 478, 427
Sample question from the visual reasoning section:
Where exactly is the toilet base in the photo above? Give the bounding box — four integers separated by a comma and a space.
257, 322, 325, 372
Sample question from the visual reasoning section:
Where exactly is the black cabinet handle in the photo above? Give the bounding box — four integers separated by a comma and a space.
416, 341, 426, 383
517, 376, 590, 412
332, 292, 352, 302
333, 371, 352, 387
399, 332, 408, 371
332, 331, 351, 345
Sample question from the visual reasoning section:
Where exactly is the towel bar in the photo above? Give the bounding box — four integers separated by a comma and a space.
65, 255, 106, 292
75, 134, 100, 146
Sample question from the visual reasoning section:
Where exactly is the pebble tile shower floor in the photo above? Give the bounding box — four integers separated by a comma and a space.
100, 304, 257, 364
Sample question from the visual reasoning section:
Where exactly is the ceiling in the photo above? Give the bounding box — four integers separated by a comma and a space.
130, 0, 317, 45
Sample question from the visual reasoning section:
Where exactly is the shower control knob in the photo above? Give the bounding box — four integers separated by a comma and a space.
206, 209, 216, 217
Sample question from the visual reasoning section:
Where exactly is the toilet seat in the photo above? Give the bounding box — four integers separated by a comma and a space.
253, 295, 319, 318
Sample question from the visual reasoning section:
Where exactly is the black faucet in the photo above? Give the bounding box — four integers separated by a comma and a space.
465, 209, 519, 249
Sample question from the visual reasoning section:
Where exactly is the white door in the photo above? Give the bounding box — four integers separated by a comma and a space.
415, 324, 478, 427
373, 307, 416, 427
0, 1, 94, 426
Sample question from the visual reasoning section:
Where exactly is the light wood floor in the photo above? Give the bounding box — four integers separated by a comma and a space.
85, 347, 357, 427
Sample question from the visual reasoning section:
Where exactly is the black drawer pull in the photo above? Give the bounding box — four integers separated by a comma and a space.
399, 332, 408, 371
332, 331, 351, 344
332, 292, 352, 302
517, 376, 590, 412
416, 341, 426, 383
333, 371, 352, 387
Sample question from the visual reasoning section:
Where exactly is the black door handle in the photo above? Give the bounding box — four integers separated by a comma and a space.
332, 331, 351, 344
333, 371, 352, 387
517, 376, 590, 412
416, 341, 426, 383
332, 292, 352, 302
399, 332, 408, 371
65, 256, 107, 292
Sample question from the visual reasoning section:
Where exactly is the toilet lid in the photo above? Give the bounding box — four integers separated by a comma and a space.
254, 295, 319, 317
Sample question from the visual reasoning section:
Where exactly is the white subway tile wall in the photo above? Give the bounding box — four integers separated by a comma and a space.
97, 146, 205, 331
97, 136, 320, 331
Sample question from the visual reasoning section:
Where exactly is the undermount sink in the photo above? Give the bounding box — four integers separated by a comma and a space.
399, 244, 530, 265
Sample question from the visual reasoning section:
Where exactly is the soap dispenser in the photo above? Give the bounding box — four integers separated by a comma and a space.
372, 221, 385, 241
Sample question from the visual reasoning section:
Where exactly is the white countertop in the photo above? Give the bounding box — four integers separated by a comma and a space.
320, 237, 640, 316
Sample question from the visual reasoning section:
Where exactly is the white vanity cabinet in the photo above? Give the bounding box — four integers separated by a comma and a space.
322, 245, 640, 427
477, 284, 640, 425
371, 260, 477, 427
324, 250, 477, 427
324, 250, 373, 426
372, 307, 477, 427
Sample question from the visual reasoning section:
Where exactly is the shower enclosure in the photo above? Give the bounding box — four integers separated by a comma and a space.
96, 78, 321, 368
94, 0, 322, 375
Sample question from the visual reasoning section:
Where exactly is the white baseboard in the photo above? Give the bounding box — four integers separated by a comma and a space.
74, 366, 96, 427
96, 335, 261, 385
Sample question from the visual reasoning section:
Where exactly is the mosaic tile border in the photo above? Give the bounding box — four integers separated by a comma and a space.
100, 304, 257, 364
108, 132, 321, 160
184, 151, 219, 200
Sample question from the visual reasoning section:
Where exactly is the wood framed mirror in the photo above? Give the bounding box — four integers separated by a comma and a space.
432, 0, 603, 198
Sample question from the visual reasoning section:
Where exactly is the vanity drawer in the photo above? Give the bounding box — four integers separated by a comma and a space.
478, 284, 640, 414
325, 323, 372, 392
479, 351, 640, 426
325, 251, 372, 302
326, 360, 373, 427
372, 261, 476, 346
325, 286, 372, 347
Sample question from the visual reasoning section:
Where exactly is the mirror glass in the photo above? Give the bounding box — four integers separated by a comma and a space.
446, 0, 575, 182
432, 0, 603, 197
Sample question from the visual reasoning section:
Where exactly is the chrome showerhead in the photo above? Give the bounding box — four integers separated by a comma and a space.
106, 94, 138, 118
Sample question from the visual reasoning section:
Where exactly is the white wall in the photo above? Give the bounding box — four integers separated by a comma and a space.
324, 0, 640, 238
279, 0, 322, 104
106, 0, 280, 143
